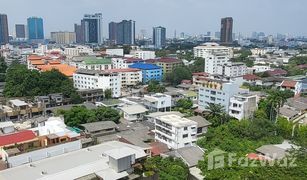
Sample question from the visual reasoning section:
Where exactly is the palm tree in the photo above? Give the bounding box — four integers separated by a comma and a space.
267, 90, 287, 122
205, 103, 228, 127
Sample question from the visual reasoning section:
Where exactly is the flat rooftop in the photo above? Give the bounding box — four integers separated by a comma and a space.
157, 114, 197, 128
0, 141, 146, 180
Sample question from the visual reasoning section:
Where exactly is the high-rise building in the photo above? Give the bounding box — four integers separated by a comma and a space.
220, 17, 233, 44
51, 31, 76, 44
82, 13, 103, 44
153, 26, 166, 49
108, 20, 135, 45
0, 14, 9, 45
74, 23, 84, 44
27, 17, 44, 40
108, 22, 117, 44
15, 24, 26, 39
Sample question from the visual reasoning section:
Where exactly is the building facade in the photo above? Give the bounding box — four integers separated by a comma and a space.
128, 63, 162, 83
74, 23, 84, 44
0, 14, 9, 44
106, 68, 142, 88
108, 20, 135, 45
50, 31, 76, 44
220, 17, 233, 44
154, 114, 197, 149
217, 62, 247, 77
82, 13, 103, 44
153, 26, 166, 49
70, 56, 112, 70
194, 43, 230, 74
229, 93, 257, 120
73, 69, 121, 97
27, 17, 44, 40
131, 50, 156, 60
143, 93, 172, 112
147, 58, 183, 75
15, 24, 26, 39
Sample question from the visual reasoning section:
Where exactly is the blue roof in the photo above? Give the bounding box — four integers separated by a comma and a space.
129, 63, 161, 70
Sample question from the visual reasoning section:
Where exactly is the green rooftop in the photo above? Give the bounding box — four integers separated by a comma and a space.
83, 57, 112, 65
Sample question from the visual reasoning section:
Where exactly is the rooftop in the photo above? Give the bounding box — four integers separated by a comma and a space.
0, 121, 14, 129
81, 121, 118, 133
281, 80, 298, 88
105, 68, 141, 73
0, 130, 37, 147
164, 146, 204, 167
83, 57, 112, 65
157, 114, 197, 128
187, 116, 211, 127
129, 63, 161, 70
36, 64, 77, 77
9, 99, 28, 107
0, 141, 147, 180
121, 105, 148, 114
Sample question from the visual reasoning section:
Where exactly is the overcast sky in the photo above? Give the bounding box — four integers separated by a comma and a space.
1, 0, 306, 38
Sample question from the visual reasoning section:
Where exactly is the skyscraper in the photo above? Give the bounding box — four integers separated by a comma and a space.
15, 24, 26, 39
82, 13, 103, 44
27, 17, 44, 40
153, 26, 166, 49
108, 20, 135, 45
0, 14, 9, 45
220, 17, 233, 44
74, 23, 84, 44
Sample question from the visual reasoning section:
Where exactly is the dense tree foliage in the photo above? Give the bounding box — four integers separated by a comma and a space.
57, 106, 120, 127
147, 80, 166, 93
176, 98, 193, 109
205, 103, 233, 127
232, 49, 254, 67
166, 66, 192, 85
0, 57, 7, 82
104, 89, 112, 99
144, 156, 189, 180
189, 58, 205, 73
4, 64, 81, 103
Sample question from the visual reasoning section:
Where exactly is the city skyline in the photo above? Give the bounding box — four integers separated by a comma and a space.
0, 0, 307, 38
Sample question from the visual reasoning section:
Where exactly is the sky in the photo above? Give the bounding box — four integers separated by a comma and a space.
0, 0, 306, 38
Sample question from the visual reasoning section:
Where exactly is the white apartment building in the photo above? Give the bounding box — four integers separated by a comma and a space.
106, 68, 142, 88
229, 93, 258, 120
50, 31, 76, 44
193, 43, 230, 74
130, 50, 156, 60
111, 57, 144, 69
250, 48, 267, 56
73, 69, 121, 98
198, 79, 240, 113
69, 56, 113, 71
217, 62, 247, 77
106, 49, 124, 57
252, 65, 271, 73
154, 114, 197, 149
64, 46, 94, 57
143, 93, 172, 112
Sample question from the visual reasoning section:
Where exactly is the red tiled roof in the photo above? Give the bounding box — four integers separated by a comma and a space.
281, 80, 297, 88
243, 74, 260, 81
106, 68, 141, 73
36, 64, 77, 77
246, 153, 269, 161
150, 142, 169, 156
0, 130, 37, 147
125, 58, 144, 63
266, 69, 287, 76
192, 72, 209, 77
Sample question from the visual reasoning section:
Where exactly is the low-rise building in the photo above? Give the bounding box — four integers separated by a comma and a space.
143, 93, 172, 112
154, 114, 197, 149
121, 104, 149, 121
251, 65, 271, 73
129, 63, 162, 83
77, 89, 104, 102
217, 62, 247, 77
106, 68, 142, 88
81, 121, 118, 137
229, 93, 258, 120
0, 121, 14, 134
70, 56, 113, 70
112, 57, 144, 69
64, 46, 94, 57
105, 48, 124, 57
146, 58, 183, 75
280, 80, 302, 96
131, 50, 156, 60
73, 69, 121, 98
187, 116, 211, 136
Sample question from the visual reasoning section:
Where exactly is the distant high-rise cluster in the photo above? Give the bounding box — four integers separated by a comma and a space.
27, 17, 44, 41
220, 17, 233, 44
15, 24, 26, 39
153, 26, 166, 49
108, 20, 135, 45
0, 14, 9, 45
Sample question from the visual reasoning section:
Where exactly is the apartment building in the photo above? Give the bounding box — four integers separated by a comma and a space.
193, 43, 230, 74
154, 114, 197, 149
146, 58, 183, 75
251, 65, 271, 73
229, 93, 258, 120
73, 69, 121, 98
70, 56, 113, 70
131, 50, 156, 60
106, 68, 142, 88
50, 31, 76, 44
129, 63, 162, 83
198, 79, 240, 112
143, 93, 172, 112
112, 57, 145, 69
217, 62, 247, 77
64, 46, 94, 57
105, 48, 124, 56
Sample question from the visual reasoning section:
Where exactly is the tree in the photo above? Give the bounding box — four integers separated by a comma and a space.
266, 90, 289, 122
144, 156, 189, 180
276, 116, 294, 139
176, 98, 193, 109
0, 57, 7, 73
95, 106, 120, 124
189, 58, 205, 73
147, 80, 165, 93
205, 103, 231, 127
167, 66, 192, 85
104, 89, 112, 99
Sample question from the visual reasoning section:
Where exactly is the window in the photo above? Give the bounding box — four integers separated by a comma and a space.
183, 134, 188, 138
184, 127, 188, 131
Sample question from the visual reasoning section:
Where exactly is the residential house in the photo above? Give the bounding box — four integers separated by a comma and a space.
280, 80, 302, 96
143, 93, 172, 112
229, 93, 258, 120
121, 104, 148, 121
129, 63, 162, 83
81, 121, 118, 137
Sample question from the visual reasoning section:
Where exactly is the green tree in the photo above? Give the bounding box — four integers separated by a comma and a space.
147, 80, 166, 93
189, 58, 205, 73
276, 116, 294, 139
104, 89, 112, 99
205, 103, 231, 127
0, 57, 7, 73
95, 106, 120, 124
176, 98, 193, 109
167, 66, 192, 85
